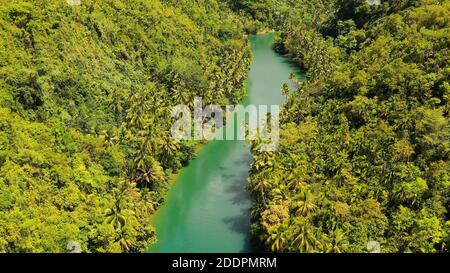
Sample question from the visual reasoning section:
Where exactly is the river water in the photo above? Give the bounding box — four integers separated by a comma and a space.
148, 33, 304, 253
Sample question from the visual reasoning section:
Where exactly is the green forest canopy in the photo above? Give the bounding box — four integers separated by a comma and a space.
0, 0, 251, 252
0, 0, 448, 253
247, 0, 450, 253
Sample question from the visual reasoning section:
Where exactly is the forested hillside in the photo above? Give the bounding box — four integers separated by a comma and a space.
248, 0, 450, 252
1, 0, 448, 254
0, 0, 251, 252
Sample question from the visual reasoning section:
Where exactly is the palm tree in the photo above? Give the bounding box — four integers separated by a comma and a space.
292, 220, 318, 253
282, 83, 290, 98
292, 189, 317, 217
141, 190, 159, 214
266, 225, 288, 252
250, 203, 265, 219
161, 137, 180, 158
110, 94, 123, 120
287, 179, 306, 192
251, 150, 275, 173
134, 155, 166, 189
126, 108, 145, 130
118, 232, 132, 252
252, 179, 271, 204
271, 185, 287, 203
171, 74, 190, 105
326, 229, 348, 253
102, 129, 118, 147
105, 203, 127, 231
105, 181, 133, 229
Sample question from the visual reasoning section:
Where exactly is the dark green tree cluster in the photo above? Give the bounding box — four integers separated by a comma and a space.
226, 0, 289, 30
0, 0, 251, 252
249, 0, 450, 252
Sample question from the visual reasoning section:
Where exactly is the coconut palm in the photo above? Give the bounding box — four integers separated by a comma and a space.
118, 232, 132, 252
266, 225, 288, 252
292, 189, 317, 217
105, 203, 127, 231
292, 220, 318, 253
252, 179, 271, 204
134, 155, 166, 189
326, 229, 348, 253
161, 137, 180, 158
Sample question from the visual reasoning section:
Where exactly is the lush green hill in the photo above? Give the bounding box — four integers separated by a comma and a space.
248, 0, 450, 253
0, 0, 251, 252
1, 0, 448, 254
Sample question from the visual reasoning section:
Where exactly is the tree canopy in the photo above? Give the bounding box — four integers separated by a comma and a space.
0, 0, 251, 252
248, 0, 450, 253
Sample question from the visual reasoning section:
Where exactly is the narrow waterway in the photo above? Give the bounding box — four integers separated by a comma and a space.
148, 33, 304, 253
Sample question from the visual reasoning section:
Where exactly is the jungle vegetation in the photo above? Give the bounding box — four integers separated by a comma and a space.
0, 0, 251, 252
247, 0, 450, 253
0, 0, 448, 254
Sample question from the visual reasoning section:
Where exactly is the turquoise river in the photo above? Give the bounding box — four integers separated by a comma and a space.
148, 33, 304, 253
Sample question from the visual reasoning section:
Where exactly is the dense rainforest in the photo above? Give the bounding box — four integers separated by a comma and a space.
0, 0, 251, 252
247, 0, 450, 252
0, 0, 448, 254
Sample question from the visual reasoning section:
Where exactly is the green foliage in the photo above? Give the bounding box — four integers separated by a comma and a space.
0, 0, 251, 252
226, 0, 290, 29
249, 0, 450, 253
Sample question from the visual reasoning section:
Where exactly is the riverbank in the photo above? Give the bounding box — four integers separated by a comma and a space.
147, 33, 304, 253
